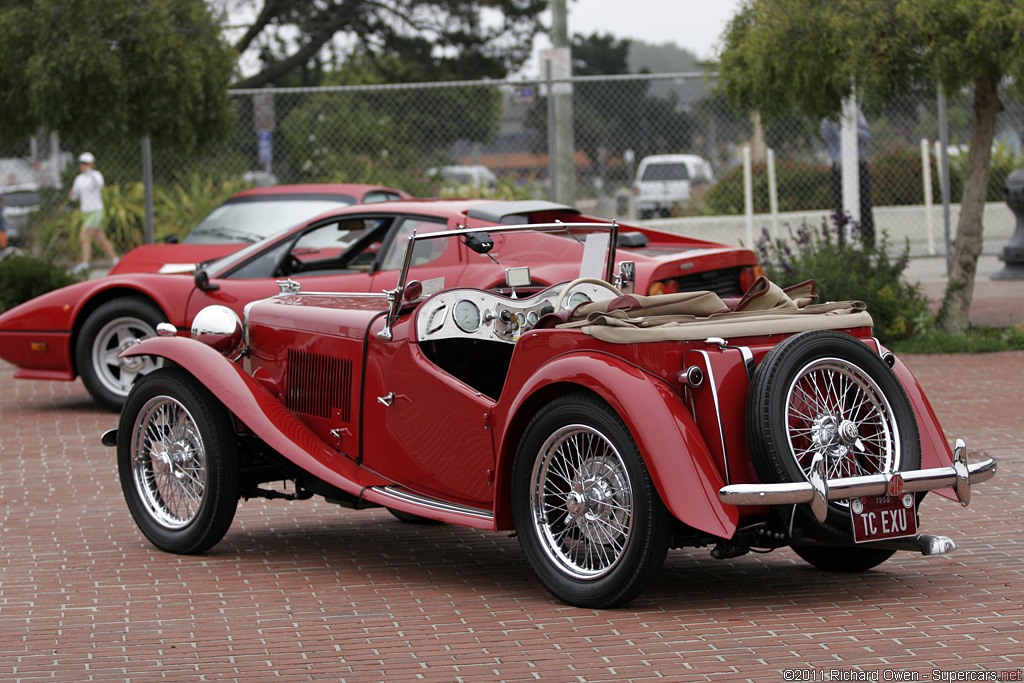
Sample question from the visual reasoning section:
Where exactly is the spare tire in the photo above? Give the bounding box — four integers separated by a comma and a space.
746, 330, 920, 543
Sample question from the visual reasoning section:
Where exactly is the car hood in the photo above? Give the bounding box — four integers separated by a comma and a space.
110, 243, 244, 275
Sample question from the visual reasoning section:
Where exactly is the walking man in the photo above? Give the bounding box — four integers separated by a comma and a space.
70, 152, 117, 274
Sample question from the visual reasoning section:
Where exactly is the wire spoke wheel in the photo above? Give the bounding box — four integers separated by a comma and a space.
513, 394, 669, 608
118, 368, 239, 555
747, 330, 919, 566
786, 358, 901, 486
132, 395, 208, 529
531, 424, 633, 580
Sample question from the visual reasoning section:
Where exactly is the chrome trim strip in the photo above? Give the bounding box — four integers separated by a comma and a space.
375, 486, 494, 520
719, 440, 996, 523
693, 349, 731, 485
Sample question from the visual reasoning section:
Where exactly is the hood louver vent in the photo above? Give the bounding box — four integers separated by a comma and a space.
285, 350, 352, 421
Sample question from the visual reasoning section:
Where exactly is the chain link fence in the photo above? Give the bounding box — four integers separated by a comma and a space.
5, 73, 1023, 258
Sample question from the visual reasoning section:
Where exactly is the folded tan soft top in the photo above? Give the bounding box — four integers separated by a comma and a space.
557, 278, 872, 343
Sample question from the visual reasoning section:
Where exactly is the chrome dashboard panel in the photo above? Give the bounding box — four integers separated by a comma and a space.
415, 281, 614, 344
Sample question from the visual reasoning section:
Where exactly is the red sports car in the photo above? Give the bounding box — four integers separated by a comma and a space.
0, 199, 761, 411
105, 220, 995, 608
109, 183, 413, 273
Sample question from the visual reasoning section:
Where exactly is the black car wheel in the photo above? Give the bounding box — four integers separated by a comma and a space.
118, 368, 239, 555
512, 393, 670, 608
746, 330, 920, 568
76, 297, 166, 411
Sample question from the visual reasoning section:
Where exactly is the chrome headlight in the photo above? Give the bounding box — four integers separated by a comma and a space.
191, 305, 244, 358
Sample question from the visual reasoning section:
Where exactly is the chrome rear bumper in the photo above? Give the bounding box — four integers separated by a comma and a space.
719, 439, 997, 523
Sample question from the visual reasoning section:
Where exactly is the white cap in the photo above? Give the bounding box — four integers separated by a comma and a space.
78, 152, 95, 164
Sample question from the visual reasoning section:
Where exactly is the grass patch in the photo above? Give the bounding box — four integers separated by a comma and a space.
889, 323, 1024, 354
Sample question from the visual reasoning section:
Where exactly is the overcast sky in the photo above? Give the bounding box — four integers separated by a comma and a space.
543, 0, 745, 60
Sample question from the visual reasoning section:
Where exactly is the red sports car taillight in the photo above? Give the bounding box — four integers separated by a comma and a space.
739, 265, 766, 293
647, 279, 681, 296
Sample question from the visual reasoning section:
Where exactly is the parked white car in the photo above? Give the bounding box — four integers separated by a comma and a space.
633, 154, 713, 218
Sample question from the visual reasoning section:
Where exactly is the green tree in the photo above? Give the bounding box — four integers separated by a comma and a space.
0, 0, 236, 153
231, 0, 545, 88
717, 0, 1024, 334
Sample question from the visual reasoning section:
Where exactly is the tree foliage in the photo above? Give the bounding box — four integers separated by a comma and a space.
0, 0, 237, 152
525, 33, 697, 185
717, 0, 1024, 333
228, 0, 546, 88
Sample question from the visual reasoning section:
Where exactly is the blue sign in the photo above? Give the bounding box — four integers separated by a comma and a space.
258, 130, 273, 164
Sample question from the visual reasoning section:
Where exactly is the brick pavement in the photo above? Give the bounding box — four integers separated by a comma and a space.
1, 351, 1022, 682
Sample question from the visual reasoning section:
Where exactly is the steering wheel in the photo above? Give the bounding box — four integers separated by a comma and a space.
555, 277, 623, 311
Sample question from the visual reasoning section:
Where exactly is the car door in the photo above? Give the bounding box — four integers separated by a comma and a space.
360, 332, 497, 509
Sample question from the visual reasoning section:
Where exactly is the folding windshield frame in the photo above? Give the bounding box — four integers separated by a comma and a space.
376, 221, 620, 341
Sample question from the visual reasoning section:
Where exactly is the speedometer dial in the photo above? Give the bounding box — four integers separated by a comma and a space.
453, 299, 482, 332
566, 291, 592, 309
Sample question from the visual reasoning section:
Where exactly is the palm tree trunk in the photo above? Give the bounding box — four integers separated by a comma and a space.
937, 73, 1001, 334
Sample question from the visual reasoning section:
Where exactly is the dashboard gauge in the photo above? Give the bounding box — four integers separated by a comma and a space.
515, 312, 527, 327
566, 291, 592, 309
526, 311, 539, 326
453, 299, 482, 332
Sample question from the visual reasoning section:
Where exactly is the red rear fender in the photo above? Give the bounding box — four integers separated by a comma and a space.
497, 352, 739, 538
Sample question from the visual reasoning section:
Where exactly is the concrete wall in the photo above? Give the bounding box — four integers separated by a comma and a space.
633, 203, 1016, 258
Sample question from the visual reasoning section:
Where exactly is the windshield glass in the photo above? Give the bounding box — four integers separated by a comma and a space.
641, 163, 690, 182
183, 195, 356, 244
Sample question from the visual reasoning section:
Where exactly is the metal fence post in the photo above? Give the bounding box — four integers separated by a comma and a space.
141, 136, 154, 245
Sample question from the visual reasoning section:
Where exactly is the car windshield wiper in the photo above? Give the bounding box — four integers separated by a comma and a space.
191, 226, 263, 243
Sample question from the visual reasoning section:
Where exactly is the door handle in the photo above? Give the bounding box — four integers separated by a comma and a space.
377, 392, 395, 406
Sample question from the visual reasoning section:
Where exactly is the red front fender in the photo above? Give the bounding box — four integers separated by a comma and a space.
497, 351, 739, 539
121, 336, 385, 496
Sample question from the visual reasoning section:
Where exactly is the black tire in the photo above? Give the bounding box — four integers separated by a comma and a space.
76, 297, 167, 411
512, 393, 671, 608
118, 368, 239, 554
790, 544, 895, 572
747, 330, 920, 548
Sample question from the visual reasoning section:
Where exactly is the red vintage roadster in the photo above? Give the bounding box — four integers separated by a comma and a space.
105, 221, 996, 608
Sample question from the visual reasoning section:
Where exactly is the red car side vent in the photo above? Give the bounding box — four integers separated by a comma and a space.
285, 350, 352, 422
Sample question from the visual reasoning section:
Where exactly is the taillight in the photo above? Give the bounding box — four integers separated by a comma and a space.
739, 265, 765, 293
647, 279, 681, 296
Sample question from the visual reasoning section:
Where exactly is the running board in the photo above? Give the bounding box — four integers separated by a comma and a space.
368, 486, 495, 529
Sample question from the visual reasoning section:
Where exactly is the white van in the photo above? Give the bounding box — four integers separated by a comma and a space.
633, 154, 713, 218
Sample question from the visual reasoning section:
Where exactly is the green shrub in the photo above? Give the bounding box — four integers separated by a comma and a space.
327, 155, 438, 197
891, 323, 1024, 354
756, 217, 929, 344
0, 253, 83, 314
705, 160, 832, 215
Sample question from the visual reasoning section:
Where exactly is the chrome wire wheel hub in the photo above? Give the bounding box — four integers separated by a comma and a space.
131, 395, 207, 529
787, 358, 900, 482
530, 425, 633, 580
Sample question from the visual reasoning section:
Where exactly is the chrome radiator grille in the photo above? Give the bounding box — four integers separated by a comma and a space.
285, 350, 352, 421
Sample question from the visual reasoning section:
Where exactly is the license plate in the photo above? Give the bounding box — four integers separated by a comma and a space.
850, 493, 917, 543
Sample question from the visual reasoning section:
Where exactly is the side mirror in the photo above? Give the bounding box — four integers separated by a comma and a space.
616, 261, 636, 294
194, 269, 219, 292
463, 232, 494, 254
